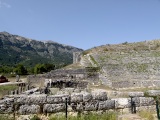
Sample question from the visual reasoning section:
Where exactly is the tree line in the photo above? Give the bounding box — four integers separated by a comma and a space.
0, 63, 58, 75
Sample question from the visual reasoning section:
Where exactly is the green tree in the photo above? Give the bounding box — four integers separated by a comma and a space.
14, 64, 27, 75
44, 64, 55, 72
34, 64, 46, 74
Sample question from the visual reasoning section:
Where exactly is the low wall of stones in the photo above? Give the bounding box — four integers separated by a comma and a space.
112, 80, 160, 89
27, 68, 99, 88
0, 91, 155, 115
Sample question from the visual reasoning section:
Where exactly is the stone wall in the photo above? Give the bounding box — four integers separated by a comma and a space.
0, 91, 155, 115
112, 80, 160, 89
27, 68, 99, 88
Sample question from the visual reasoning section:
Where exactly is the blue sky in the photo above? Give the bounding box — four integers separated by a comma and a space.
0, 0, 160, 50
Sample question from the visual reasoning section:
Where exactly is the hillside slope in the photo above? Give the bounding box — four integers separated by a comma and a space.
0, 32, 83, 67
79, 40, 160, 88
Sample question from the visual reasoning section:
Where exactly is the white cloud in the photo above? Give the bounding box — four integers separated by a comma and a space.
0, 0, 11, 8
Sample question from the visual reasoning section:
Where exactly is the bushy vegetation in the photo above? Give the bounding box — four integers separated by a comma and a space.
0, 63, 56, 75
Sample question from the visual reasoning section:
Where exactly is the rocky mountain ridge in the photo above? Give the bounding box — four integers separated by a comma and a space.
0, 32, 83, 67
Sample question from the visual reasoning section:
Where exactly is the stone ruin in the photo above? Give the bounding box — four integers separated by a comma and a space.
0, 89, 157, 115
27, 68, 99, 88
0, 65, 159, 116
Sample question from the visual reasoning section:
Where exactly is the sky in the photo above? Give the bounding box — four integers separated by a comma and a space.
0, 0, 160, 50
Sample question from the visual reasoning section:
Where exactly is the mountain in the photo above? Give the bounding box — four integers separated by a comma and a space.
0, 32, 83, 67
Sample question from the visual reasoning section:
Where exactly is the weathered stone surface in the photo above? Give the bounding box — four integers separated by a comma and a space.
128, 92, 144, 97
22, 87, 39, 95
113, 98, 130, 109
0, 98, 14, 104
18, 105, 40, 114
47, 94, 69, 104
72, 103, 84, 111
98, 100, 115, 110
139, 97, 155, 106
91, 89, 107, 101
71, 93, 83, 103
84, 101, 99, 111
0, 98, 14, 113
15, 94, 47, 104
130, 97, 155, 107
81, 91, 92, 102
43, 104, 65, 113
146, 90, 160, 96
132, 97, 140, 107
0, 104, 13, 113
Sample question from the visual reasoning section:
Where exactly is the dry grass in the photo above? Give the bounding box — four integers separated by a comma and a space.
138, 110, 155, 120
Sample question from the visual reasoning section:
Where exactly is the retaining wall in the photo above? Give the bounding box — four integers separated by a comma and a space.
0, 91, 155, 115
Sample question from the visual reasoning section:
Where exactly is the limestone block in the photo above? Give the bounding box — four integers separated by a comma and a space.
84, 101, 99, 111
91, 89, 107, 101
15, 94, 47, 104
128, 92, 144, 97
98, 100, 115, 110
43, 104, 65, 113
0, 98, 14, 113
23, 87, 39, 95
74, 103, 84, 111
113, 98, 130, 109
139, 97, 155, 106
81, 91, 92, 102
0, 104, 13, 113
132, 97, 140, 107
71, 93, 83, 103
0, 98, 14, 104
147, 90, 160, 96
47, 94, 69, 104
18, 105, 40, 114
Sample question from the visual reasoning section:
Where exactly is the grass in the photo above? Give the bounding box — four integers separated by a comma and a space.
0, 114, 14, 120
49, 112, 116, 120
138, 110, 154, 120
0, 85, 18, 98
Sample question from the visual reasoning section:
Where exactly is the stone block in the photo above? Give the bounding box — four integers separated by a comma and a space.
139, 97, 155, 106
0, 98, 14, 113
98, 100, 115, 110
91, 89, 107, 101
43, 104, 65, 113
74, 103, 84, 111
81, 91, 92, 102
18, 105, 40, 114
113, 98, 130, 109
84, 101, 99, 111
132, 97, 140, 107
23, 87, 39, 95
47, 94, 69, 104
128, 92, 144, 97
15, 94, 47, 105
0, 104, 13, 113
146, 90, 160, 96
71, 93, 83, 103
